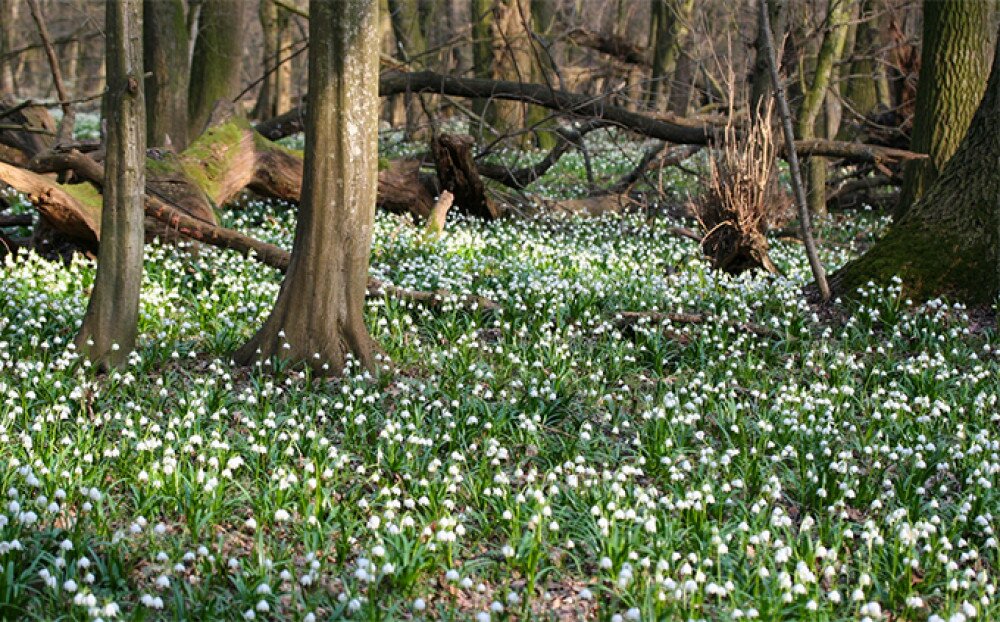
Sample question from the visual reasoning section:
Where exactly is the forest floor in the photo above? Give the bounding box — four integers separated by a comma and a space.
1, 119, 998, 621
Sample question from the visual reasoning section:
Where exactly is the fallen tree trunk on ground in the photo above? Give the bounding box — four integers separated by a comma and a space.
0, 124, 500, 314
257, 71, 928, 166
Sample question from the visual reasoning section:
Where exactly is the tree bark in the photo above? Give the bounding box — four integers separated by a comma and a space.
144, 0, 190, 149
253, 0, 293, 121
646, 0, 695, 110
235, 0, 379, 374
795, 0, 851, 217
897, 0, 994, 216
841, 0, 880, 138
0, 0, 16, 93
830, 24, 1000, 304
187, 0, 246, 139
75, 0, 146, 368
468, 0, 534, 140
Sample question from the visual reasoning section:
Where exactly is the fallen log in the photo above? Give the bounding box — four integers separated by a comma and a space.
0, 149, 499, 314
257, 71, 928, 166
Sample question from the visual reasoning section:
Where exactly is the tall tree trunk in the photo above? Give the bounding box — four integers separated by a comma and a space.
897, 0, 994, 216
387, 0, 429, 138
470, 0, 493, 134
646, 0, 695, 110
750, 0, 787, 121
527, 0, 558, 148
75, 0, 146, 369
0, 0, 15, 93
841, 0, 880, 138
830, 24, 1000, 304
469, 0, 533, 140
254, 0, 292, 121
187, 0, 246, 139
235, 0, 379, 374
144, 0, 189, 149
796, 0, 850, 216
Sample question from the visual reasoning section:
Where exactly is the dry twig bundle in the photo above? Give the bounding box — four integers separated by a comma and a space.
690, 105, 782, 275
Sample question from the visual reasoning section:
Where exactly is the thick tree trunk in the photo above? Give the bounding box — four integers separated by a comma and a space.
144, 0, 190, 149
830, 26, 1000, 304
235, 0, 379, 374
75, 0, 146, 368
187, 0, 246, 139
897, 0, 994, 216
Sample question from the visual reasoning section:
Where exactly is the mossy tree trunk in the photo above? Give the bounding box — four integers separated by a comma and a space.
144, 0, 189, 150
795, 0, 850, 216
235, 0, 379, 374
253, 0, 293, 121
897, 0, 995, 216
75, 0, 146, 369
646, 0, 695, 110
187, 0, 246, 139
830, 25, 1000, 304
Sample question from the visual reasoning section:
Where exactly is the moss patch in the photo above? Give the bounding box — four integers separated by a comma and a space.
178, 119, 250, 201
60, 182, 104, 226
832, 220, 996, 304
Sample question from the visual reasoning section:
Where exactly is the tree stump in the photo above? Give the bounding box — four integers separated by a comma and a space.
431, 133, 500, 220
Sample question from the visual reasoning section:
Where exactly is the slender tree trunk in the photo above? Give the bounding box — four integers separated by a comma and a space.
187, 0, 246, 138
75, 0, 146, 369
469, 0, 493, 136
751, 0, 787, 121
646, 0, 695, 110
796, 0, 850, 216
841, 0, 880, 137
254, 0, 292, 121
235, 0, 379, 374
387, 0, 428, 138
831, 24, 1000, 304
144, 0, 189, 149
897, 0, 994, 216
0, 0, 15, 93
527, 0, 558, 148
